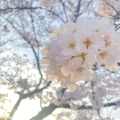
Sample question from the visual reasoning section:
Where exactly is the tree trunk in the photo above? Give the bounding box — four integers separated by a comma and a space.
8, 96, 23, 120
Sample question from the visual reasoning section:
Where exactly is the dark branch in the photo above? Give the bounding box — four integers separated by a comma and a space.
22, 81, 51, 98
60, 0, 68, 22
74, 0, 81, 22
7, 81, 51, 120
30, 100, 119, 120
0, 6, 65, 23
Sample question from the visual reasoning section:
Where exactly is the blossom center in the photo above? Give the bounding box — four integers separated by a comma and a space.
83, 38, 92, 49
77, 67, 84, 73
72, 29, 77, 33
100, 51, 108, 59
105, 41, 112, 47
80, 52, 86, 60
68, 42, 76, 49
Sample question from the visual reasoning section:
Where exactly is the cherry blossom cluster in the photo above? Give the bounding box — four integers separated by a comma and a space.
42, 18, 120, 90
97, 0, 120, 16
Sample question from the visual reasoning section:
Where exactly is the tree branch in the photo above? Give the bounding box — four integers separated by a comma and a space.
7, 81, 51, 120
60, 0, 68, 22
8, 96, 23, 120
0, 6, 65, 23
74, 0, 81, 22
22, 81, 51, 99
30, 100, 119, 120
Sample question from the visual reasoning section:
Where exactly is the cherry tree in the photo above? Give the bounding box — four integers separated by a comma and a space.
0, 0, 120, 120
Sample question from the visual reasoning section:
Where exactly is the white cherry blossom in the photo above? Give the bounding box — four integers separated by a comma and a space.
42, 18, 120, 89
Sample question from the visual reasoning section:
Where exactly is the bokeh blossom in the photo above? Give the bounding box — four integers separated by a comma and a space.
97, 0, 120, 16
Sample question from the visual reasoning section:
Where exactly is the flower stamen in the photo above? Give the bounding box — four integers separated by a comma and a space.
105, 41, 112, 47
83, 38, 92, 49
72, 29, 77, 33
100, 51, 108, 59
80, 52, 86, 61
68, 42, 76, 49
77, 67, 84, 73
